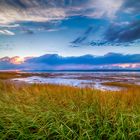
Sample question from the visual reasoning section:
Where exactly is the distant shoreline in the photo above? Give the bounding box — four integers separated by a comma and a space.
22, 69, 140, 73
0, 69, 140, 73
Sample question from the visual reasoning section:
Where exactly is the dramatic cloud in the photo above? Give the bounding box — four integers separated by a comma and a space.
0, 53, 140, 70
25, 53, 140, 65
71, 27, 93, 46
0, 57, 17, 70
0, 1, 64, 24
121, 0, 140, 14
71, 20, 140, 47
0, 0, 140, 49
105, 20, 140, 43
0, 0, 124, 26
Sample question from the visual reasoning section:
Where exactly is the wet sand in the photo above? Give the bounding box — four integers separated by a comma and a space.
11, 72, 140, 91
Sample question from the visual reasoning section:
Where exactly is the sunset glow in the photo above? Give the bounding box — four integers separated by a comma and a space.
10, 56, 24, 65
112, 63, 140, 69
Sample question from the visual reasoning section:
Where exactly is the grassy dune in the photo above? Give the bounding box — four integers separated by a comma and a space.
0, 72, 140, 139
0, 82, 139, 139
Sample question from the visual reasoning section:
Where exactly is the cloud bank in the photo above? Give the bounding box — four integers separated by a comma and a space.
0, 53, 140, 70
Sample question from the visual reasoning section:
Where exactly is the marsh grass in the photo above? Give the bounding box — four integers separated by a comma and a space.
103, 82, 140, 89
0, 79, 140, 140
0, 72, 51, 80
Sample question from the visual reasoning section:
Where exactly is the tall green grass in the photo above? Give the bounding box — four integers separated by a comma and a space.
0, 81, 140, 140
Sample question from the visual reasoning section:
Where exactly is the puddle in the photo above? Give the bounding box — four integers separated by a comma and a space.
12, 76, 122, 91
11, 72, 140, 91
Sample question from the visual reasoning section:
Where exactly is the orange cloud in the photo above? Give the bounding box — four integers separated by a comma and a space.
112, 63, 140, 68
10, 56, 24, 65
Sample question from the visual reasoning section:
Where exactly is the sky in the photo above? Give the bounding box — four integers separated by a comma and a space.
0, 0, 140, 70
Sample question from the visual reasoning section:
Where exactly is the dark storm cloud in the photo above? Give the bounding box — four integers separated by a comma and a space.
105, 20, 140, 43
121, 0, 140, 14
72, 19, 140, 47
71, 27, 93, 45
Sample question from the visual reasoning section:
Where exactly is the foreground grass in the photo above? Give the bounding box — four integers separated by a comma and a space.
0, 81, 140, 140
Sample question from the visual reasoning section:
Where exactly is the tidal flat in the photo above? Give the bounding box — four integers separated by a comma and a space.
11, 71, 140, 91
